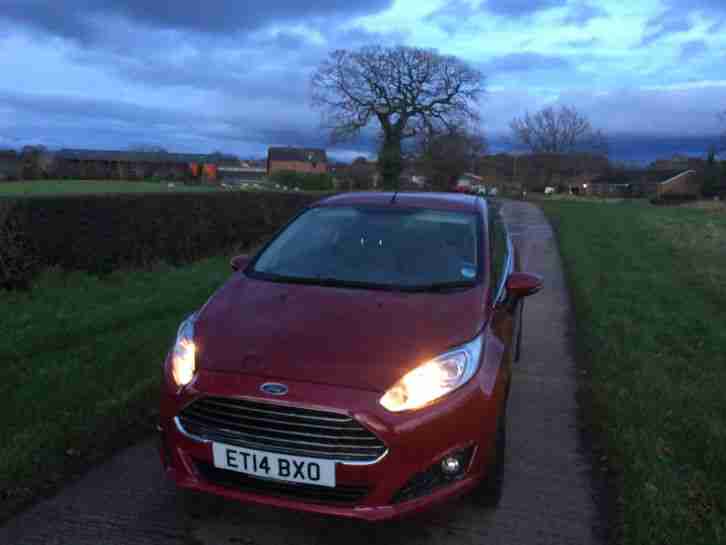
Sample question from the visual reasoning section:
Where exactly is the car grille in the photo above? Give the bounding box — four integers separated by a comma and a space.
194, 460, 369, 505
178, 396, 387, 463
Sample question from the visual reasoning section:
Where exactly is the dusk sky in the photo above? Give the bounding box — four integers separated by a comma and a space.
2, 0, 726, 163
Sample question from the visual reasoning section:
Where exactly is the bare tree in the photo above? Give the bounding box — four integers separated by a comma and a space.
312, 46, 485, 189
417, 128, 488, 191
510, 105, 607, 155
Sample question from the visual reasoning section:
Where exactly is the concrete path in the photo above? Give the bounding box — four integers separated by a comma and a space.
0, 201, 606, 545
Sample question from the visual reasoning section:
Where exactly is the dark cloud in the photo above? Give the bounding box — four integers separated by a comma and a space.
69, 23, 404, 106
0, 0, 394, 42
483, 0, 567, 18
485, 132, 719, 165
0, 89, 378, 157
0, 90, 190, 128
556, 85, 726, 137
561, 2, 607, 25
483, 52, 570, 74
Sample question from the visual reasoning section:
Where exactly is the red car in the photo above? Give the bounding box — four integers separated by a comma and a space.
158, 192, 542, 521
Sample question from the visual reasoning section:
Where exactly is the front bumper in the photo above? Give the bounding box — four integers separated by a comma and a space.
159, 367, 503, 521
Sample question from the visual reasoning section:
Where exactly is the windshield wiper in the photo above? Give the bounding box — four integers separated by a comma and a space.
249, 271, 476, 293
248, 271, 404, 291
399, 281, 477, 293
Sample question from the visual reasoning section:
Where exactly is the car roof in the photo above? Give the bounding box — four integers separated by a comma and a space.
316, 192, 483, 213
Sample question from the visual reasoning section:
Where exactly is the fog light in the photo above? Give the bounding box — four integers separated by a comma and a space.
441, 456, 462, 475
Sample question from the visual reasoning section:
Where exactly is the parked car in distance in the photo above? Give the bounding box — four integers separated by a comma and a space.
158, 192, 543, 521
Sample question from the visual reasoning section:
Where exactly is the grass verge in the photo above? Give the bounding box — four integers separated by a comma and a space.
0, 256, 231, 521
540, 200, 726, 545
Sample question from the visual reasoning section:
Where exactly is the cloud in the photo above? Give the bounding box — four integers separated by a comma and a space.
483, 0, 567, 18
641, 0, 726, 45
680, 39, 708, 61
555, 84, 726, 137
483, 53, 570, 74
560, 2, 607, 25
0, 0, 394, 43
0, 88, 379, 156
427, 0, 568, 32
423, 0, 482, 34
641, 15, 693, 46
565, 37, 600, 48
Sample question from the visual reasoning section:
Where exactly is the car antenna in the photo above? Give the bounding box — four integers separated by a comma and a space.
390, 191, 398, 204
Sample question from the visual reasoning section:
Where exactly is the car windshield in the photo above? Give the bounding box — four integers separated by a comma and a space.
250, 206, 480, 290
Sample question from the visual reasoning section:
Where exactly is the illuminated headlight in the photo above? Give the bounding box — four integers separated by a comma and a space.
379, 334, 483, 412
171, 313, 197, 388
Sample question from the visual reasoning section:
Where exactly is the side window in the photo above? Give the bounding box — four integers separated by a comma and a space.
489, 209, 508, 298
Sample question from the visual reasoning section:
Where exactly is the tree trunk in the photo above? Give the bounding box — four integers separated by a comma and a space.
379, 132, 403, 190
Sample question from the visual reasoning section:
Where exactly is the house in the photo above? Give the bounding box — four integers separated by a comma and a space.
0, 150, 21, 181
656, 170, 701, 200
267, 147, 327, 176
217, 159, 266, 185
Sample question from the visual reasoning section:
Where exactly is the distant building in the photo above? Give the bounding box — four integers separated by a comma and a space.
217, 159, 266, 185
656, 170, 701, 199
54, 149, 238, 183
267, 147, 327, 176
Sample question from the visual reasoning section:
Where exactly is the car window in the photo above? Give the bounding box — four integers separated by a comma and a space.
252, 206, 480, 288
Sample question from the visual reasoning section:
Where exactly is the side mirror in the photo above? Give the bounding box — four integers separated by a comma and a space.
230, 255, 251, 272
505, 272, 543, 298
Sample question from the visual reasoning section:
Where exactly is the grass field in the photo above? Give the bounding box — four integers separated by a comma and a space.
0, 256, 231, 519
541, 200, 726, 545
0, 179, 224, 195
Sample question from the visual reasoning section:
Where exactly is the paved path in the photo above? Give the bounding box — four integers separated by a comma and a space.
0, 201, 606, 545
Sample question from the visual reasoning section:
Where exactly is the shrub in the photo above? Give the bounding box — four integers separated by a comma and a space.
270, 170, 335, 191
0, 191, 328, 289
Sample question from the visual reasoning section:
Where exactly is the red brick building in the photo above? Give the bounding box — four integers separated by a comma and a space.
267, 147, 327, 175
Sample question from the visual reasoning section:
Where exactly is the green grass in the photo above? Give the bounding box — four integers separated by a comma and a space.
0, 256, 231, 512
0, 179, 223, 195
540, 200, 726, 545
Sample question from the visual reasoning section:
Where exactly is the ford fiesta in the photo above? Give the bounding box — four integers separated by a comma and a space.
158, 192, 543, 521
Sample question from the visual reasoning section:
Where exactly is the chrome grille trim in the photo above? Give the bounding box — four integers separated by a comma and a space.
177, 397, 388, 465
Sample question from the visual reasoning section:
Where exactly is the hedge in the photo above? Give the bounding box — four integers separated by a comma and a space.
0, 191, 327, 289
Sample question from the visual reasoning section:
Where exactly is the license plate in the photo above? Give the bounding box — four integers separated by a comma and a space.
212, 443, 336, 488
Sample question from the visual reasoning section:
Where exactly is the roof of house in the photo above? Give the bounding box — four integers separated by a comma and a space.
268, 147, 327, 163
56, 149, 237, 164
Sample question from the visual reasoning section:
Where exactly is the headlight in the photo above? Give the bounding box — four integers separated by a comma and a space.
171, 313, 197, 388
379, 334, 484, 412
